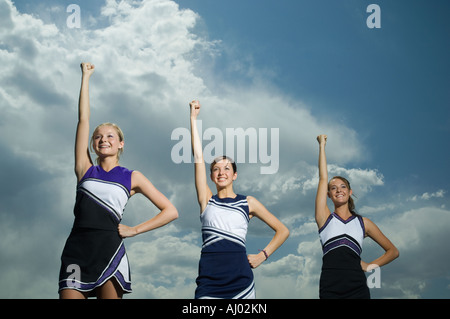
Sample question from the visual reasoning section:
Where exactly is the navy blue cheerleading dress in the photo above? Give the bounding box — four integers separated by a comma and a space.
318, 212, 370, 299
195, 194, 255, 299
58, 165, 133, 296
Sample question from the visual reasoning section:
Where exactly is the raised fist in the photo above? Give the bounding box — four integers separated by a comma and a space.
317, 134, 327, 145
189, 100, 201, 118
80, 62, 95, 77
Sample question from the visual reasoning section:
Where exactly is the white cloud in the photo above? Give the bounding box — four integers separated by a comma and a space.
359, 203, 396, 215
125, 230, 200, 298
408, 189, 445, 202
254, 254, 318, 298
366, 206, 450, 298
300, 163, 384, 195
2, 0, 447, 300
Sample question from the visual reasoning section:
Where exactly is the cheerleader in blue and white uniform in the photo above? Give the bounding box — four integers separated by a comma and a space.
315, 134, 399, 299
189, 100, 289, 299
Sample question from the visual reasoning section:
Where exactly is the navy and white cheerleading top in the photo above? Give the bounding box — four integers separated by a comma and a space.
195, 194, 255, 299
319, 212, 365, 270
59, 165, 133, 295
201, 194, 250, 253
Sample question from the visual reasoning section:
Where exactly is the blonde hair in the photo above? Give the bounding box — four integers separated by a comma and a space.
90, 122, 124, 165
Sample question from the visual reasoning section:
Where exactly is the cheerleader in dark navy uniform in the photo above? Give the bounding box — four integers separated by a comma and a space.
58, 63, 178, 299
189, 100, 289, 299
315, 135, 399, 299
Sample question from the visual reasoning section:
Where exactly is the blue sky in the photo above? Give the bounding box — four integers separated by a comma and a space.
179, 0, 450, 186
0, 0, 449, 299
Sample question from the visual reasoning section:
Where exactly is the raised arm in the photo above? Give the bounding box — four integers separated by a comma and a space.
190, 100, 212, 212
247, 196, 289, 268
315, 135, 331, 228
74, 63, 95, 181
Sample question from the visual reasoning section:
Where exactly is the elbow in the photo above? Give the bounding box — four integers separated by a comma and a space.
280, 224, 290, 242
284, 224, 290, 238
386, 246, 399, 263
161, 203, 178, 223
171, 205, 179, 221
393, 247, 400, 260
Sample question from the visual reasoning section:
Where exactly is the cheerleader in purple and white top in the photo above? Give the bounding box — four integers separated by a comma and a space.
315, 134, 399, 299
58, 63, 178, 299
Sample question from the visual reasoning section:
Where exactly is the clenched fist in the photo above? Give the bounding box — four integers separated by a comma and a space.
189, 100, 201, 119
80, 62, 95, 77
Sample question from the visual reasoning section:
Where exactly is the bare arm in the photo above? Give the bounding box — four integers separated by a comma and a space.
247, 196, 290, 268
74, 63, 94, 181
118, 171, 178, 238
190, 100, 212, 212
361, 217, 399, 271
315, 134, 331, 228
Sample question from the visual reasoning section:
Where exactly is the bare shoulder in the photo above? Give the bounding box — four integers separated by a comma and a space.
246, 195, 259, 209
131, 170, 153, 194
131, 170, 145, 179
246, 195, 270, 219
362, 216, 375, 228
362, 216, 381, 237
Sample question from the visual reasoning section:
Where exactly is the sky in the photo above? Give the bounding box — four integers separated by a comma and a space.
0, 0, 449, 299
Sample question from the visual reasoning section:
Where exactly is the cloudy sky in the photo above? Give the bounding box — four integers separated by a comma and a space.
0, 0, 449, 299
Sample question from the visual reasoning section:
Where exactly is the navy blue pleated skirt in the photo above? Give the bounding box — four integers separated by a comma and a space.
195, 251, 255, 299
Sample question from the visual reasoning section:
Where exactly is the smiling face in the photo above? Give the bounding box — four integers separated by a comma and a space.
327, 177, 353, 205
210, 158, 237, 188
90, 123, 124, 164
